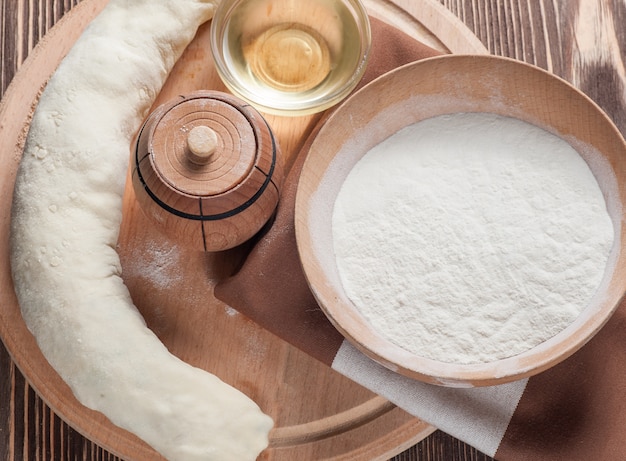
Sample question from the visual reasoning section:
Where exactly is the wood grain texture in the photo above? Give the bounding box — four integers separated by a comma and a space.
440, 0, 626, 137
2, 0, 624, 460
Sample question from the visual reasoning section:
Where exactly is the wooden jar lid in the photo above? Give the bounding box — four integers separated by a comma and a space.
132, 91, 284, 252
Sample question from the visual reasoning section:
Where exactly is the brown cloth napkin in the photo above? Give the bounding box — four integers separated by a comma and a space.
215, 17, 440, 366
215, 17, 626, 461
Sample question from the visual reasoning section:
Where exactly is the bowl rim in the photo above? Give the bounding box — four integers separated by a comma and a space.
209, 0, 372, 116
295, 53, 626, 387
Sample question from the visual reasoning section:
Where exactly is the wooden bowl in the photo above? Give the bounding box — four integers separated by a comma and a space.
294, 54, 626, 387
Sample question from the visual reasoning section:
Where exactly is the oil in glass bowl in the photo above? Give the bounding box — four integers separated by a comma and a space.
211, 0, 371, 116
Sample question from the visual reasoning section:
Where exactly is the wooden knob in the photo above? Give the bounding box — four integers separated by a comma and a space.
186, 125, 218, 164
132, 91, 284, 252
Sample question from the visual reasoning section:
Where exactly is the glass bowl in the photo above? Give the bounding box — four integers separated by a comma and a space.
210, 0, 371, 116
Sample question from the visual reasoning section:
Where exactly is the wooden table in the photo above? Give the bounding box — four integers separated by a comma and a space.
1, 1, 624, 460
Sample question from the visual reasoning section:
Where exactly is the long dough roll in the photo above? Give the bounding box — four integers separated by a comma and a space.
9, 1, 273, 460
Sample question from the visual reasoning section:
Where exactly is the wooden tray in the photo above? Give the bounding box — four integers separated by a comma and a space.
0, 1, 487, 460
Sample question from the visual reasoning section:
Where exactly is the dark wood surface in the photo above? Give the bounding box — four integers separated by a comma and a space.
1, 1, 624, 460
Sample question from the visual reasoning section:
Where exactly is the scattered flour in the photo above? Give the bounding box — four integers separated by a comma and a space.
122, 240, 183, 291
225, 305, 240, 317
332, 112, 614, 364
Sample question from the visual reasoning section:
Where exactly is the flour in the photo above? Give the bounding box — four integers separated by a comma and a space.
332, 112, 614, 364
122, 240, 183, 291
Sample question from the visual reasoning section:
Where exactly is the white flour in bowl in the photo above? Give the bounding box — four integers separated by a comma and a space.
332, 112, 614, 364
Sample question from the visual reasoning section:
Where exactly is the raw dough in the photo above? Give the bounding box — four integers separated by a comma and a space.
9, 1, 273, 460
332, 112, 614, 364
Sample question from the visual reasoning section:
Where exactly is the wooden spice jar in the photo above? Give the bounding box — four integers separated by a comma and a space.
132, 91, 284, 252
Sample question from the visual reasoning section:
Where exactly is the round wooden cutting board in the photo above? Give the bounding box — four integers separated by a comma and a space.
0, 1, 486, 460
